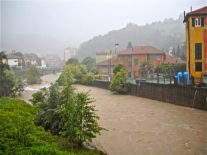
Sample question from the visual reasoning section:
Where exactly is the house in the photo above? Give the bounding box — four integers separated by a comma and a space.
64, 48, 77, 62
96, 50, 114, 64
96, 55, 119, 76
7, 55, 24, 68
117, 46, 165, 77
184, 6, 207, 84
96, 45, 186, 78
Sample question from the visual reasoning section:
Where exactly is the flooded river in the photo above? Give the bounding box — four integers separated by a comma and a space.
18, 73, 61, 103
19, 74, 207, 155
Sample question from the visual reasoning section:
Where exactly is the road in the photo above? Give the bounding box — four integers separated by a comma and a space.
74, 84, 207, 155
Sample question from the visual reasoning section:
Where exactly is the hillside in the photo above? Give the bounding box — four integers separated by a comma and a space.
77, 15, 185, 59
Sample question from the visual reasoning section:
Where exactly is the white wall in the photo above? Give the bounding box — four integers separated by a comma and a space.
8, 59, 18, 66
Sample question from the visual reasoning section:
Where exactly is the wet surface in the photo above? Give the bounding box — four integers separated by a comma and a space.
75, 85, 207, 155
18, 73, 60, 103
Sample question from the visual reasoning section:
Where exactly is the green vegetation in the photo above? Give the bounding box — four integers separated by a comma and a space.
0, 97, 105, 155
81, 57, 96, 72
0, 52, 24, 97
32, 69, 103, 148
59, 64, 96, 85
66, 58, 79, 65
155, 63, 184, 76
0, 98, 69, 155
25, 65, 41, 84
110, 64, 128, 94
140, 61, 153, 79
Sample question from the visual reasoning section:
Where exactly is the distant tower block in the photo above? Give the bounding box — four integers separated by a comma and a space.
64, 48, 77, 62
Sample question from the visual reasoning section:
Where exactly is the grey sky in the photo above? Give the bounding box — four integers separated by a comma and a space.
0, 0, 206, 55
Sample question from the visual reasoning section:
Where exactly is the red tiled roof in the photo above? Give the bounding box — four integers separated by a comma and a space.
96, 49, 111, 55
186, 6, 207, 16
96, 55, 118, 66
164, 54, 186, 64
118, 45, 164, 55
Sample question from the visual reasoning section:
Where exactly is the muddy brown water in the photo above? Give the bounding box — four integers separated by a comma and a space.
19, 74, 207, 155
74, 85, 207, 155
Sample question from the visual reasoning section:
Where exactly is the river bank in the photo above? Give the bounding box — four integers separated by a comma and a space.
18, 73, 61, 103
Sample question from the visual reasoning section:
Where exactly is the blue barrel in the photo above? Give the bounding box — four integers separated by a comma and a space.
177, 72, 182, 85
183, 72, 190, 85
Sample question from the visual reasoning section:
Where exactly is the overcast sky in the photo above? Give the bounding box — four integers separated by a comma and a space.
0, 0, 206, 55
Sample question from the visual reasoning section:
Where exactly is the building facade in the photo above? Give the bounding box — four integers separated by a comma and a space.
97, 45, 185, 78
184, 6, 207, 84
97, 46, 166, 77
64, 48, 77, 62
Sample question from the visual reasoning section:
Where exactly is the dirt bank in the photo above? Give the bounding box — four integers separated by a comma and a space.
74, 84, 207, 155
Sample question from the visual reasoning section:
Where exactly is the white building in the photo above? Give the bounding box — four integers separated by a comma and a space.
64, 48, 77, 62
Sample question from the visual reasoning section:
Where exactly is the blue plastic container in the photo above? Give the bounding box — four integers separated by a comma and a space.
177, 72, 182, 85
183, 72, 190, 85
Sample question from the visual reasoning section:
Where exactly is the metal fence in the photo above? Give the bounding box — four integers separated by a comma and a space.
92, 80, 207, 111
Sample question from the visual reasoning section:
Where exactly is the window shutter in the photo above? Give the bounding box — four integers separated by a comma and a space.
201, 17, 204, 27
192, 18, 195, 27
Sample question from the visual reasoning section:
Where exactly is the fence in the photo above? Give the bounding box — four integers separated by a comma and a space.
92, 80, 207, 111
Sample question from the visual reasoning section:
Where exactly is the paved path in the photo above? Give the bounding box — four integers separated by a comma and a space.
75, 85, 207, 155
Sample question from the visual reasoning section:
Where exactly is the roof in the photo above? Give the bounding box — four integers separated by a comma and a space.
164, 54, 186, 64
96, 50, 111, 55
7, 55, 23, 59
118, 45, 164, 55
96, 55, 119, 66
186, 6, 207, 17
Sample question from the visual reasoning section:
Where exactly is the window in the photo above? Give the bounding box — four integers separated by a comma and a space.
102, 66, 107, 73
156, 55, 161, 61
195, 43, 202, 60
134, 58, 138, 65
195, 62, 202, 72
192, 17, 204, 27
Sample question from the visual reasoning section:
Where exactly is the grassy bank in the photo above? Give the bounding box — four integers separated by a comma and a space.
0, 98, 105, 155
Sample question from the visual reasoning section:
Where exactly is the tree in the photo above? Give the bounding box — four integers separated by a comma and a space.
113, 64, 125, 75
66, 58, 79, 65
127, 41, 133, 48
81, 57, 96, 71
110, 64, 128, 94
25, 66, 41, 84
0, 52, 23, 97
68, 92, 102, 147
140, 61, 153, 79
33, 70, 103, 147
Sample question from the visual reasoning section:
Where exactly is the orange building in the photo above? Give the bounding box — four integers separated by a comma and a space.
184, 6, 207, 84
97, 45, 167, 77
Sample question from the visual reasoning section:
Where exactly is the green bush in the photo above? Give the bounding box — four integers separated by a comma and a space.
80, 73, 94, 85
0, 98, 76, 155
25, 66, 41, 84
110, 64, 128, 94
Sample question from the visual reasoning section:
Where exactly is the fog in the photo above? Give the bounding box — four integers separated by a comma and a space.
0, 0, 206, 56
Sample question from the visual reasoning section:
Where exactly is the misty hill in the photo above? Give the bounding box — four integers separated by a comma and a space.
78, 15, 185, 59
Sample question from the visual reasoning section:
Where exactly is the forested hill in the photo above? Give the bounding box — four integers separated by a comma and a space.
77, 15, 185, 59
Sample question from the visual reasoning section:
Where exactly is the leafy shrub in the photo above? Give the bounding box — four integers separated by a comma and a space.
33, 72, 103, 147
80, 73, 94, 85
0, 98, 57, 154
0, 98, 104, 155
110, 64, 128, 94
25, 66, 41, 84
